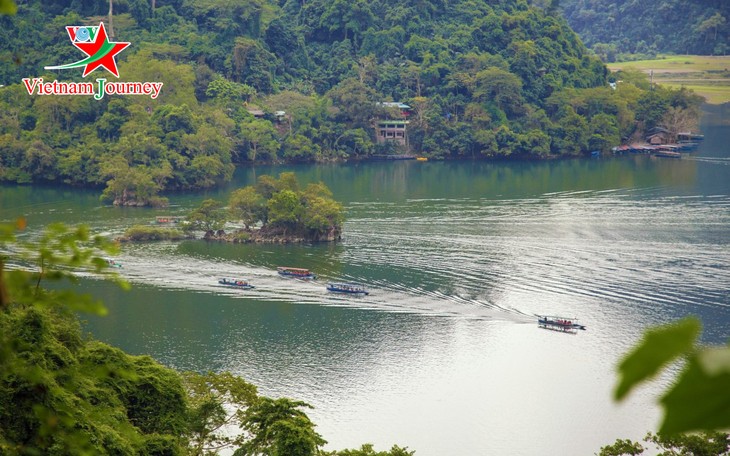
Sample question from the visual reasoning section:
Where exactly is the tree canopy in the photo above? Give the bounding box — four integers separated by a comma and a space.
560, 0, 730, 59
0, 0, 701, 204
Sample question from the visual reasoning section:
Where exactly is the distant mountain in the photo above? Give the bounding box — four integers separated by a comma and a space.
560, 0, 730, 59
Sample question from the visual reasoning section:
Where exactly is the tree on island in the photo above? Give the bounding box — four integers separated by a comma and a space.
228, 172, 344, 242
186, 198, 227, 232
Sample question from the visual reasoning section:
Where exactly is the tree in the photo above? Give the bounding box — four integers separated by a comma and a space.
473, 68, 524, 117
599, 432, 730, 456
267, 190, 304, 233
0, 221, 193, 455
236, 397, 326, 456
696, 13, 727, 45
282, 134, 320, 161
588, 113, 620, 153
326, 78, 381, 128
186, 199, 227, 232
302, 195, 344, 238
206, 77, 256, 106
242, 118, 279, 162
100, 156, 170, 207
323, 444, 415, 456
229, 186, 265, 229
598, 438, 644, 456
660, 107, 699, 143
184, 371, 258, 456
255, 174, 279, 200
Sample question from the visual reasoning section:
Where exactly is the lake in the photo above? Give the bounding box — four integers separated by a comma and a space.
1, 104, 729, 455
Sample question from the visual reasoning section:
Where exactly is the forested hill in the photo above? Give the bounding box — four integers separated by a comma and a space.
560, 0, 730, 59
0, 0, 697, 204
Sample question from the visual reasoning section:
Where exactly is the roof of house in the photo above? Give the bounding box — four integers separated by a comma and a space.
377, 102, 411, 109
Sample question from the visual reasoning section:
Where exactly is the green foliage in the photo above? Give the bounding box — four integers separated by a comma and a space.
229, 186, 266, 229
0, 0, 646, 182
561, 1, 730, 57
614, 318, 700, 401
186, 199, 227, 232
615, 317, 730, 436
598, 438, 644, 456
0, 0, 703, 204
1, 221, 127, 315
236, 397, 326, 456
184, 371, 258, 455
227, 173, 344, 240
0, 0, 16, 15
121, 225, 189, 241
268, 190, 304, 230
647, 431, 730, 456
0, 220, 186, 455
324, 443, 416, 456
599, 432, 730, 456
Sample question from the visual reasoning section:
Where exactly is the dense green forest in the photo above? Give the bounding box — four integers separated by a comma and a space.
0, 0, 701, 204
559, 0, 730, 60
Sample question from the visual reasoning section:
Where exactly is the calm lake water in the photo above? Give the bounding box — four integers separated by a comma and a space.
1, 105, 729, 455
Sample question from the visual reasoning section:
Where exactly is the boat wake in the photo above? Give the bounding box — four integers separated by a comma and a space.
102, 242, 530, 322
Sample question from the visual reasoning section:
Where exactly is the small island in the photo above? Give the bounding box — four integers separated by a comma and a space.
120, 172, 344, 244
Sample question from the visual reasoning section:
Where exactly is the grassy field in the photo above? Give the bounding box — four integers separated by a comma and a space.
606, 55, 730, 104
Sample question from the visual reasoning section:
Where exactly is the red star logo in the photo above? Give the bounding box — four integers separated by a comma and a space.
66, 22, 129, 78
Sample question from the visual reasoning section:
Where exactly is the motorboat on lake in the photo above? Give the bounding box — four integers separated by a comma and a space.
537, 315, 586, 333
327, 282, 369, 295
277, 267, 316, 280
106, 259, 122, 268
218, 278, 255, 289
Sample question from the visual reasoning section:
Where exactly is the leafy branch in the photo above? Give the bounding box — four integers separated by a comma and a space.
615, 317, 730, 435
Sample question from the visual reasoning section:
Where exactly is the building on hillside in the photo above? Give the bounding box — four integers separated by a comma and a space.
375, 102, 411, 147
646, 127, 671, 144
376, 120, 409, 146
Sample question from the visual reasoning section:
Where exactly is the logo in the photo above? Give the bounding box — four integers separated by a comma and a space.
45, 22, 129, 78
22, 21, 163, 101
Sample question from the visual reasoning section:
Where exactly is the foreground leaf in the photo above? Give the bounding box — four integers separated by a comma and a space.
0, 0, 17, 15
660, 355, 730, 435
615, 318, 701, 400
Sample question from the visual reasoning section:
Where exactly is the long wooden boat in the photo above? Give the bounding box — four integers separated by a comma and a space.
218, 278, 255, 289
155, 216, 184, 224
277, 267, 316, 280
327, 282, 369, 295
537, 316, 586, 333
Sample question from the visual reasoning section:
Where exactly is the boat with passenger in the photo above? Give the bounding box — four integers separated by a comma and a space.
154, 216, 184, 224
537, 316, 586, 333
277, 267, 316, 280
218, 278, 255, 289
327, 282, 369, 295
106, 259, 122, 268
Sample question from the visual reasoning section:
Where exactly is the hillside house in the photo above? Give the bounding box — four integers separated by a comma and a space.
646, 127, 671, 145
375, 102, 411, 147
376, 120, 409, 146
